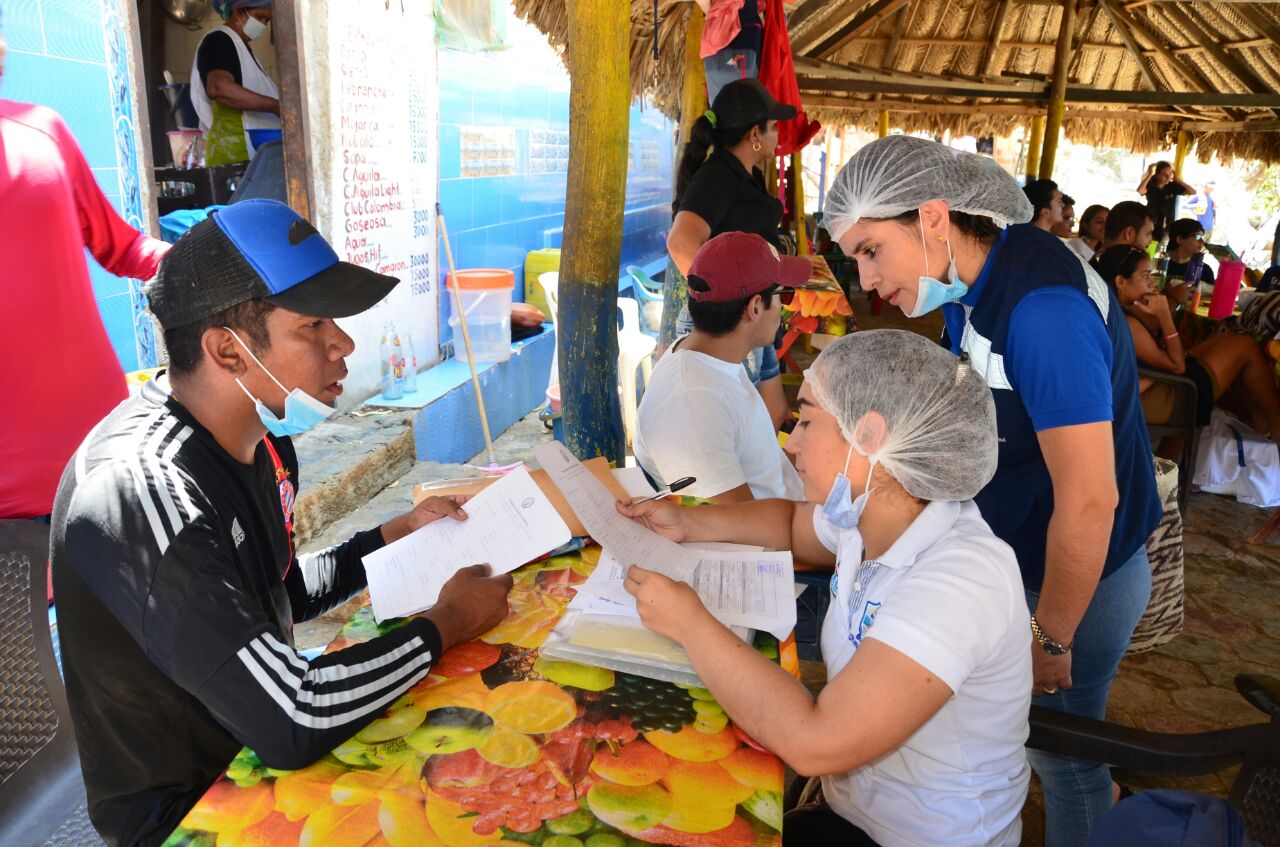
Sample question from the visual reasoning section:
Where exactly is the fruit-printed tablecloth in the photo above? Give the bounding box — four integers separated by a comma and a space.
163, 545, 794, 847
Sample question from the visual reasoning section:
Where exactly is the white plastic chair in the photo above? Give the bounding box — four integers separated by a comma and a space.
538, 272, 560, 394
541, 273, 654, 447
618, 297, 656, 447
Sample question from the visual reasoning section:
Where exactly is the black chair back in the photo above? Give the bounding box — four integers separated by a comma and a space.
0, 520, 101, 846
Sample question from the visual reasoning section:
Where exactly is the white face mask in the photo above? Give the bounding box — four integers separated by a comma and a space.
242, 15, 269, 40
906, 215, 969, 318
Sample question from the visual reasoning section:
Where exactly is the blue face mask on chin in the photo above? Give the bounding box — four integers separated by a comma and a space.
906, 215, 969, 318
821, 445, 877, 531
226, 328, 336, 437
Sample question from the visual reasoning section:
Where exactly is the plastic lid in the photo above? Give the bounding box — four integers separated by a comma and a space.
446, 269, 515, 290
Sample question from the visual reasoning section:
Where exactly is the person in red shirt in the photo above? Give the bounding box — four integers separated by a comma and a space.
0, 29, 170, 518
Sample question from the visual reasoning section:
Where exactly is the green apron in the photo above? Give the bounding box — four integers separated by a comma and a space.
206, 101, 249, 166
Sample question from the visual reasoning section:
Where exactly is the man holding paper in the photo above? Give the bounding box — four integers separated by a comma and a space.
618, 331, 1032, 847
49, 201, 513, 847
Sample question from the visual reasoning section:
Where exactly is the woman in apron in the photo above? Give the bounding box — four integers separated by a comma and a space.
191, 0, 280, 166
616, 330, 1032, 847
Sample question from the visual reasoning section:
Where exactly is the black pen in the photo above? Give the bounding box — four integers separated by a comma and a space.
632, 476, 697, 504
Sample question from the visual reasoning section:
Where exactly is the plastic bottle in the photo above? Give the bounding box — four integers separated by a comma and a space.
403, 331, 418, 393
1186, 252, 1205, 313
380, 323, 403, 400
1154, 251, 1170, 291
390, 322, 406, 397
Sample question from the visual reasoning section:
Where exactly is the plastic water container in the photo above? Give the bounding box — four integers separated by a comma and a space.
523, 249, 561, 315
1208, 260, 1247, 320
447, 269, 514, 363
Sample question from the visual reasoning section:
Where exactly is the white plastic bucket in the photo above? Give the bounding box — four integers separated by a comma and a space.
447, 269, 514, 363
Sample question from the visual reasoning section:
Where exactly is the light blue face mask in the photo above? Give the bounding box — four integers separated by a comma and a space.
821, 445, 877, 530
906, 215, 969, 318
226, 328, 336, 437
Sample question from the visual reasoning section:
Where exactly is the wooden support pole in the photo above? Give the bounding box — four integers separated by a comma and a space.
878, 109, 890, 137
273, 0, 312, 219
1173, 129, 1191, 175
1039, 0, 1076, 180
659, 5, 706, 349
793, 154, 809, 255
561, 0, 629, 462
1025, 116, 1045, 182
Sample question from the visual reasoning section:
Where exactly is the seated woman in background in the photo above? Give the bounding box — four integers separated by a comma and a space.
1097, 244, 1280, 440
618, 330, 1031, 847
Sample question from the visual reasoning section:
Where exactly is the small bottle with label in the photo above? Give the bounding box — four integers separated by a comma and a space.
380, 322, 403, 400
390, 322, 406, 397
403, 331, 419, 393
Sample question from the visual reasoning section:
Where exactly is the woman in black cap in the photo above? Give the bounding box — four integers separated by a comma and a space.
665, 78, 801, 429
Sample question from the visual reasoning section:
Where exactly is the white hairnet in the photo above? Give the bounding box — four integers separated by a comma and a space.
824, 135, 1034, 242
807, 329, 998, 501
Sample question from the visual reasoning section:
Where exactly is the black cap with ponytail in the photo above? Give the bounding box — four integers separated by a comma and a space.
673, 113, 768, 216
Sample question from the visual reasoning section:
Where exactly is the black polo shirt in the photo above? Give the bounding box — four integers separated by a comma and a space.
676, 147, 784, 249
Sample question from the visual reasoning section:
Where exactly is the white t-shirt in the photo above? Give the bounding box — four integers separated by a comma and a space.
633, 339, 804, 501
814, 500, 1031, 847
1067, 236, 1096, 262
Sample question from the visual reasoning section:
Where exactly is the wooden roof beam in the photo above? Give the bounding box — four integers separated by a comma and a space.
881, 4, 911, 69
807, 0, 913, 58
786, 0, 830, 37
979, 0, 1014, 78
1155, 2, 1280, 119
1099, 0, 1160, 91
1181, 118, 1280, 133
800, 78, 1280, 107
806, 96, 1206, 123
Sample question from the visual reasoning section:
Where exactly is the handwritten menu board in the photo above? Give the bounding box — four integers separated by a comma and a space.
322, 0, 438, 400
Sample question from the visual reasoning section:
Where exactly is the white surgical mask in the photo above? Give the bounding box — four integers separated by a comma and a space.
242, 15, 268, 40
225, 328, 335, 437
907, 215, 968, 318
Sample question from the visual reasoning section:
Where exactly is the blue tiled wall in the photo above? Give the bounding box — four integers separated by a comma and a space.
436, 42, 674, 346
4, 0, 152, 373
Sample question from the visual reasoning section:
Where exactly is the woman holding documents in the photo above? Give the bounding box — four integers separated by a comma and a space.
618, 330, 1031, 847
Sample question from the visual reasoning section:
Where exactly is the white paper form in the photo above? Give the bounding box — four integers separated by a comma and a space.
575, 549, 796, 640
361, 468, 571, 622
533, 441, 698, 582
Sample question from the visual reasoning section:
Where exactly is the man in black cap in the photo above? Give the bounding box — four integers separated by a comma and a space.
50, 199, 513, 846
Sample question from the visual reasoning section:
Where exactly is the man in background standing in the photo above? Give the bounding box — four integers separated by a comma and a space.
1191, 181, 1216, 242
0, 23, 170, 519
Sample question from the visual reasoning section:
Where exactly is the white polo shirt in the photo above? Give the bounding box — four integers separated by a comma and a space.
633, 339, 804, 501
814, 500, 1032, 847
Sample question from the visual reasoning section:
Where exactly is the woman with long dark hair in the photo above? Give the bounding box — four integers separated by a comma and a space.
665, 78, 799, 428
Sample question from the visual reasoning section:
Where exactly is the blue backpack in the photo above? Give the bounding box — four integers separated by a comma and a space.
1085, 789, 1260, 847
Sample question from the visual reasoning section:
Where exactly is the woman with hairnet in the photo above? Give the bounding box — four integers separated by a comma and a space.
618, 330, 1032, 846
190, 0, 280, 166
824, 135, 1161, 847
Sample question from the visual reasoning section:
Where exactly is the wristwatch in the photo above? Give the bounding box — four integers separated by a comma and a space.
1030, 614, 1072, 656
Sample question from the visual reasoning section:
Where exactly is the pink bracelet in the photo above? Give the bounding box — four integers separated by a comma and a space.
1164, 332, 1180, 341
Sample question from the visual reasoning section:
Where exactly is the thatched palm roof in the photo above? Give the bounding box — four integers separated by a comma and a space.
515, 0, 1280, 163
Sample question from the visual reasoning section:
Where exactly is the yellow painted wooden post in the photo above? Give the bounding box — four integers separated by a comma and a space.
1173, 129, 1192, 175
659, 5, 707, 348
877, 110, 890, 138
1025, 116, 1045, 183
793, 154, 808, 255
561, 0, 629, 461
1039, 0, 1076, 180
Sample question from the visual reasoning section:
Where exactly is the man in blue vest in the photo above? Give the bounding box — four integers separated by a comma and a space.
824, 136, 1161, 847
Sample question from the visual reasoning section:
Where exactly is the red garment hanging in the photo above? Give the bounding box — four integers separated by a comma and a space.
758, 0, 820, 157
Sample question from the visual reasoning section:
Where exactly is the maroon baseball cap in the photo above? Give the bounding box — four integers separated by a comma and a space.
687, 232, 812, 303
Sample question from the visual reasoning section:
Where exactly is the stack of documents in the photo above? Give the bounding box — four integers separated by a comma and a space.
361, 441, 798, 684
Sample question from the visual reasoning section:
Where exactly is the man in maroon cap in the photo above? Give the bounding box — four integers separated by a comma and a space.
633, 232, 810, 502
